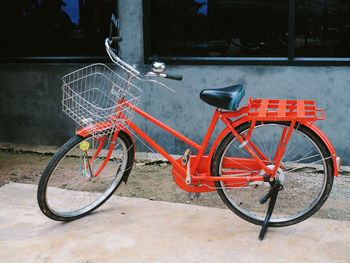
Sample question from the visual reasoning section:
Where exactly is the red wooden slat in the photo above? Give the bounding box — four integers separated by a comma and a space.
297, 100, 305, 118
258, 99, 269, 117
278, 100, 286, 117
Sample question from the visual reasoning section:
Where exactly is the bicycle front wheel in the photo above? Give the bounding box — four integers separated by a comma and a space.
212, 121, 334, 227
37, 131, 134, 221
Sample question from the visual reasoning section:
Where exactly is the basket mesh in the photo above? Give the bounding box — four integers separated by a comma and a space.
62, 63, 142, 137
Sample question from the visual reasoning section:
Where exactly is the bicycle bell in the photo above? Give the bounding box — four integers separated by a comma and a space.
152, 62, 166, 73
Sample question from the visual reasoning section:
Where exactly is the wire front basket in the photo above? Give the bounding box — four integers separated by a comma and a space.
62, 63, 142, 137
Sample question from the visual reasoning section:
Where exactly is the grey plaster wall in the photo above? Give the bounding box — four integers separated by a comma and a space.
0, 0, 349, 164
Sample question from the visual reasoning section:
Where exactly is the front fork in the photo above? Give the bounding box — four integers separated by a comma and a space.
81, 130, 120, 179
80, 97, 127, 178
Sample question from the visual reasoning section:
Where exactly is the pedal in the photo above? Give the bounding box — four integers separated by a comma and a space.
182, 149, 192, 185
182, 149, 191, 166
185, 156, 191, 185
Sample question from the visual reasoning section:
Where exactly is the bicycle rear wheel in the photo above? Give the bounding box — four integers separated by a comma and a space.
37, 131, 134, 221
212, 121, 333, 227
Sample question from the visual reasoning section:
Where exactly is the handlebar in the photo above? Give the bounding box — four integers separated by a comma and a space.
105, 38, 182, 81
143, 71, 183, 81
105, 38, 141, 76
161, 73, 183, 81
106, 14, 181, 82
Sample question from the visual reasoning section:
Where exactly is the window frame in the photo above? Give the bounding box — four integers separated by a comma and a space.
143, 0, 350, 66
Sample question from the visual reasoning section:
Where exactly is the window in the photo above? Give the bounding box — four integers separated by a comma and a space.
144, 0, 350, 64
147, 0, 288, 58
295, 0, 350, 57
1, 0, 117, 60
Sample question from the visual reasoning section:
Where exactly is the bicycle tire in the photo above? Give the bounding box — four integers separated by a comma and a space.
212, 121, 334, 227
37, 131, 134, 221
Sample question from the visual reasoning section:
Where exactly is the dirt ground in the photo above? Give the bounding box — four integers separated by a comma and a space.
0, 149, 349, 221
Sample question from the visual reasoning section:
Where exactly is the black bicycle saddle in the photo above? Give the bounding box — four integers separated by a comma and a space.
199, 84, 245, 111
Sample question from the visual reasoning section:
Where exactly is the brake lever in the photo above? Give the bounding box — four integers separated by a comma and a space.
143, 72, 177, 93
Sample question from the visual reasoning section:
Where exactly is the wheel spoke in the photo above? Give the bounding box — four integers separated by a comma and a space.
38, 132, 133, 220
214, 122, 333, 227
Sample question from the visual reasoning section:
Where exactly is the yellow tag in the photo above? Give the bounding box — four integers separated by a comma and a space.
80, 141, 90, 151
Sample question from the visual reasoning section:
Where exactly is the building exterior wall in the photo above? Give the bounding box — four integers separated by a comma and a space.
0, 0, 349, 164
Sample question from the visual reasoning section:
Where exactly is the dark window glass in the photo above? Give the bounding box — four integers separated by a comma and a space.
1, 0, 116, 58
295, 0, 350, 57
148, 0, 288, 58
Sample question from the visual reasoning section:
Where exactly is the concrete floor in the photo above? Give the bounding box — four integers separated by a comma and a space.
0, 183, 349, 263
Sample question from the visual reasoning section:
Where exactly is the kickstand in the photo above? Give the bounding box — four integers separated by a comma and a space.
258, 180, 283, 241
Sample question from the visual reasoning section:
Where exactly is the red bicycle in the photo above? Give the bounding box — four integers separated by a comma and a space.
37, 22, 340, 240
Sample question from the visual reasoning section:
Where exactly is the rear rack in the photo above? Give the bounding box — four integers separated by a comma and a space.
247, 98, 324, 122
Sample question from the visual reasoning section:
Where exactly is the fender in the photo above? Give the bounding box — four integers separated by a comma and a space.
117, 128, 135, 183
118, 128, 135, 147
303, 122, 339, 177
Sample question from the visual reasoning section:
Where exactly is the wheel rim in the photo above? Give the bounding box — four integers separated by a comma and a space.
218, 123, 329, 224
45, 135, 128, 217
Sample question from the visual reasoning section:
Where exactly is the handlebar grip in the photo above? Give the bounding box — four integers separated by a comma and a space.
111, 14, 118, 28
165, 73, 182, 81
109, 14, 119, 40
112, 36, 123, 43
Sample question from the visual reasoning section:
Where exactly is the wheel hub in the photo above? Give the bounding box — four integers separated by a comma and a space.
260, 164, 285, 184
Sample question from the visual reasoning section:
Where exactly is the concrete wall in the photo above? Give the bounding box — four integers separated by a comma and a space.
0, 0, 349, 164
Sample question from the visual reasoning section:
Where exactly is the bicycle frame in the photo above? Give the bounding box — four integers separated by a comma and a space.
126, 104, 270, 192
77, 97, 339, 193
